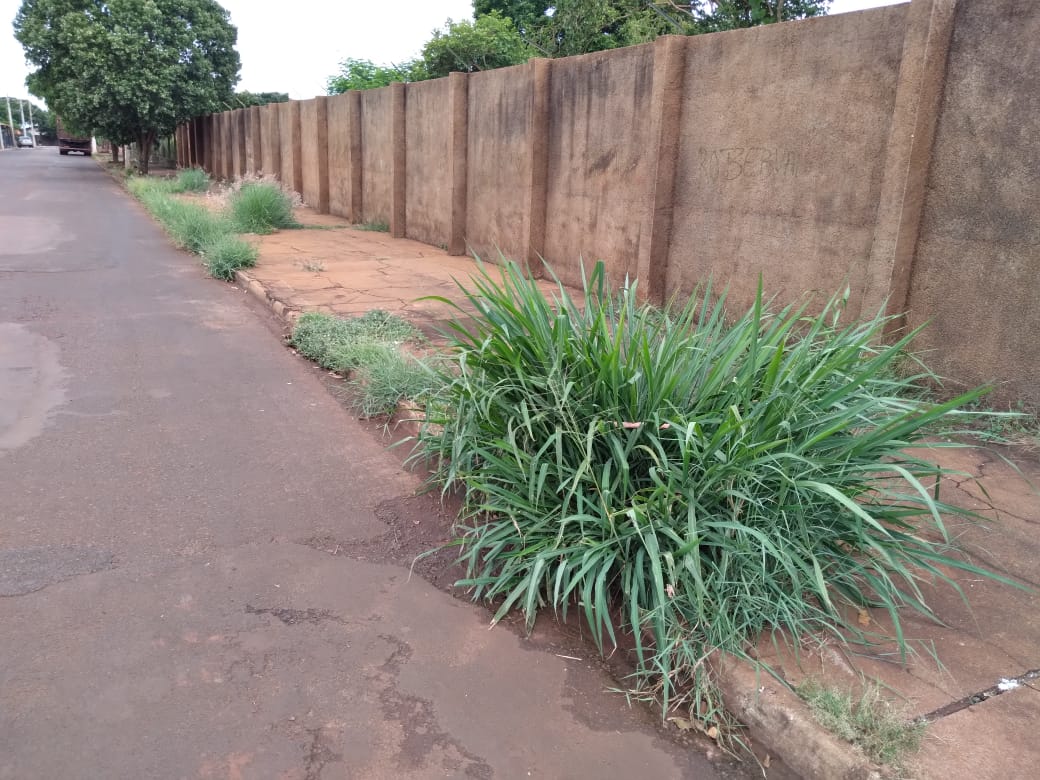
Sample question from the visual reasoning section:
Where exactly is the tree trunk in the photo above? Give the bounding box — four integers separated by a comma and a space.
137, 130, 157, 175
111, 145, 119, 164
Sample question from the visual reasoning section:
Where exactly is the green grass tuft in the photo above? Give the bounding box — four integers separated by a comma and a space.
170, 167, 210, 194
349, 345, 443, 418
413, 258, 1023, 721
229, 182, 299, 234
354, 221, 389, 232
203, 235, 257, 280
290, 310, 422, 372
797, 679, 926, 766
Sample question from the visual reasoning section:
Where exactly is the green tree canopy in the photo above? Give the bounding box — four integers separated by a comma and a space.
420, 11, 531, 78
229, 91, 290, 109
15, 0, 241, 172
326, 58, 419, 94
474, 1, 831, 56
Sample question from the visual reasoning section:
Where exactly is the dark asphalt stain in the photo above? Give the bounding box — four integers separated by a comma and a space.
303, 727, 343, 780
0, 546, 114, 596
244, 604, 346, 626
375, 634, 493, 778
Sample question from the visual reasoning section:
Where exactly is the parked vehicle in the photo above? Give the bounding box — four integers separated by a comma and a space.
17, 134, 34, 147
56, 116, 91, 156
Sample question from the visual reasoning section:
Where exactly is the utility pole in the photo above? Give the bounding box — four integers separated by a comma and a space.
5, 97, 15, 150
19, 99, 27, 144
26, 100, 36, 147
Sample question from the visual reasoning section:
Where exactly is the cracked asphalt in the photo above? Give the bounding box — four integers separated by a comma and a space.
0, 150, 727, 778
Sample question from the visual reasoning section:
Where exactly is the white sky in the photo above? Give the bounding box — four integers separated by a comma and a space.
1, 0, 903, 103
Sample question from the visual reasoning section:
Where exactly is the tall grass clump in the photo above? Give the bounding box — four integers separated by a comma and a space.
170, 167, 210, 193
229, 182, 299, 234
203, 235, 257, 280
417, 260, 1020, 721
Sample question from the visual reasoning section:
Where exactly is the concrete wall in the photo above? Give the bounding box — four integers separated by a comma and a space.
544, 44, 656, 287
183, 0, 1040, 406
666, 7, 908, 316
404, 79, 453, 248
299, 98, 329, 212
465, 64, 534, 265
359, 88, 394, 226
259, 104, 280, 176
905, 0, 1040, 403
327, 92, 360, 221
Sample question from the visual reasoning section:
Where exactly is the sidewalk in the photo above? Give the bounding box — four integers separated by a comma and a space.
237, 205, 1040, 779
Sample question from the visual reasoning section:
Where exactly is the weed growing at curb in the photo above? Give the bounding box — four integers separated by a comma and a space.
797, 679, 925, 767
413, 258, 1025, 729
203, 235, 258, 280
289, 310, 439, 417
230, 182, 300, 234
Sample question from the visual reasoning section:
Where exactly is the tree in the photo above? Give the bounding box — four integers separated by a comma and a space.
474, 1, 831, 57
420, 12, 532, 78
229, 91, 290, 109
326, 58, 419, 94
15, 0, 241, 173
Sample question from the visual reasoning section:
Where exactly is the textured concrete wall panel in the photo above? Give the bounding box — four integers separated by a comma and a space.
360, 88, 394, 225
465, 65, 534, 265
665, 7, 908, 316
405, 78, 453, 247
906, 0, 1040, 405
544, 44, 655, 287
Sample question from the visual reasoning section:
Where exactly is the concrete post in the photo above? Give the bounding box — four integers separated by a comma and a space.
390, 82, 407, 238
248, 106, 262, 174
635, 35, 688, 305
524, 58, 552, 277
864, 0, 958, 332
221, 111, 233, 180
284, 100, 303, 195
346, 92, 363, 223
235, 108, 247, 178
263, 104, 281, 178
313, 96, 330, 213
448, 72, 469, 256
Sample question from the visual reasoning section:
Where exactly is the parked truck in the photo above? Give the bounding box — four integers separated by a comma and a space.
56, 116, 91, 156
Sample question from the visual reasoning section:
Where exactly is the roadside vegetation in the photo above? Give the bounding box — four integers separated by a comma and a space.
797, 679, 926, 768
126, 169, 305, 280
289, 311, 441, 417
405, 259, 1022, 734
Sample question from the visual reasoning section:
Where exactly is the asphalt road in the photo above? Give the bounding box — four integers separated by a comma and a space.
0, 148, 726, 779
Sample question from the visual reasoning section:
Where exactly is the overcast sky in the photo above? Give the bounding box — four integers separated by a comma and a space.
1, 0, 903, 103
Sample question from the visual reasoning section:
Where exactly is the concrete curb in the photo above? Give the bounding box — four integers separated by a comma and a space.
714, 657, 883, 780
230, 266, 886, 780
234, 269, 297, 325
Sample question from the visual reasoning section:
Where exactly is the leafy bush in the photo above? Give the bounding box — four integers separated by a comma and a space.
417, 260, 1016, 716
229, 182, 299, 234
170, 167, 210, 193
203, 235, 257, 280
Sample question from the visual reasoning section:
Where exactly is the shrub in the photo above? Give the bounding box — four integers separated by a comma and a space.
203, 235, 257, 280
229, 182, 299, 234
416, 260, 1019, 717
170, 167, 210, 193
